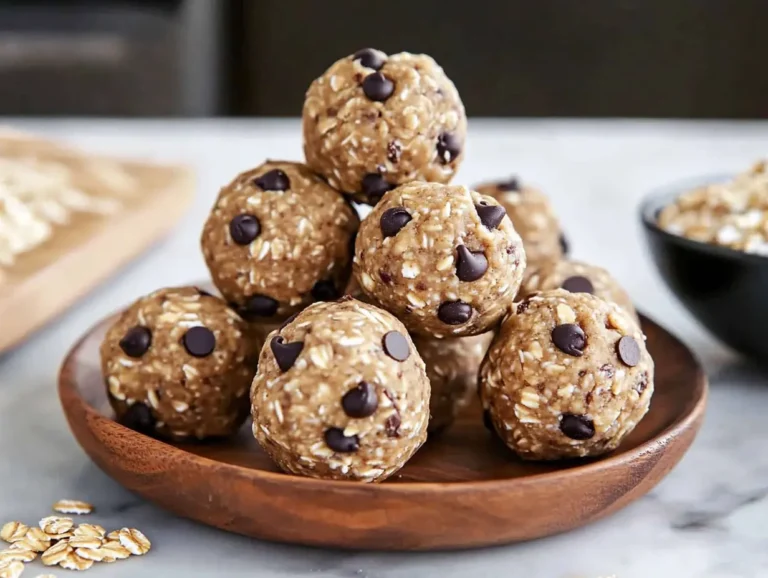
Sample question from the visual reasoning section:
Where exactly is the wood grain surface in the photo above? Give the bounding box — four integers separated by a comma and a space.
0, 132, 194, 353
58, 313, 707, 550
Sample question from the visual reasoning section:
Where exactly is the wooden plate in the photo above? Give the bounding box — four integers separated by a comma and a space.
0, 131, 194, 353
59, 313, 707, 551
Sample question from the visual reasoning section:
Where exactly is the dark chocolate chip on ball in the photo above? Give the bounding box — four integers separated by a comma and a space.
455, 245, 488, 282
382, 331, 410, 361
353, 47, 386, 70
182, 326, 216, 358
551, 323, 586, 356
119, 326, 152, 358
324, 427, 360, 452
362, 173, 394, 203
616, 335, 641, 367
385, 412, 401, 437
311, 280, 339, 302
560, 413, 595, 440
229, 214, 261, 245
342, 381, 379, 418
561, 275, 594, 294
497, 177, 520, 192
559, 233, 570, 255
380, 207, 412, 237
120, 402, 156, 433
270, 336, 304, 372
254, 168, 290, 191
242, 294, 279, 319
437, 132, 462, 164
437, 301, 473, 325
475, 204, 506, 230
362, 72, 395, 101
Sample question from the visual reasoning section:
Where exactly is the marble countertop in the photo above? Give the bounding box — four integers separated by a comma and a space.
2, 118, 768, 578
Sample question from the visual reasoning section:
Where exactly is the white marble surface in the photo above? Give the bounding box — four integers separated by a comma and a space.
2, 118, 768, 578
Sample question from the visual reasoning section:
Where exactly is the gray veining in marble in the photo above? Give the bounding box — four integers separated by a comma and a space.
2, 119, 768, 577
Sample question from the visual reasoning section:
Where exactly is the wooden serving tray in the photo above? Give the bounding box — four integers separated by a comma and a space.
0, 132, 194, 353
59, 313, 707, 550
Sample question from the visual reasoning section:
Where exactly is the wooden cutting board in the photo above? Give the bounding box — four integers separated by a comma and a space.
0, 130, 195, 353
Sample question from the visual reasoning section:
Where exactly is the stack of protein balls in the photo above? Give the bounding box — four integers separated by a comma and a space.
100, 48, 654, 483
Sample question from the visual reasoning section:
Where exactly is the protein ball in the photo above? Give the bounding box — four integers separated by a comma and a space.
101, 287, 259, 440
414, 332, 494, 433
251, 297, 430, 482
520, 259, 637, 320
480, 289, 654, 460
201, 160, 359, 323
353, 182, 526, 338
303, 49, 467, 204
475, 176, 564, 267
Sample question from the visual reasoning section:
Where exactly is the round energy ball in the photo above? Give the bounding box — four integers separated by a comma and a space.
414, 332, 494, 433
101, 287, 259, 440
201, 160, 359, 323
480, 290, 654, 460
475, 176, 564, 267
353, 182, 527, 338
520, 259, 637, 320
303, 49, 466, 204
251, 297, 430, 483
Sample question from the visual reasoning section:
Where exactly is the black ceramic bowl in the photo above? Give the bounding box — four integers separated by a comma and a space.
641, 176, 768, 363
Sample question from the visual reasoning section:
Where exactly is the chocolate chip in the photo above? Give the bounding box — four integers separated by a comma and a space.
353, 47, 386, 70
362, 72, 394, 101
635, 371, 649, 394
242, 294, 279, 319
559, 233, 570, 255
182, 326, 216, 357
379, 270, 392, 284
482, 409, 494, 432
561, 275, 594, 294
270, 336, 304, 372
341, 381, 378, 418
437, 301, 473, 325
475, 204, 506, 230
385, 412, 401, 437
119, 326, 152, 358
324, 427, 360, 452
617, 335, 641, 367
386, 140, 402, 163
560, 414, 595, 440
311, 280, 339, 302
279, 312, 300, 330
362, 173, 394, 203
498, 177, 520, 192
120, 402, 155, 433
382, 331, 409, 361
437, 132, 462, 164
455, 245, 488, 282
380, 207, 411, 237
254, 169, 290, 191
229, 214, 261, 245
551, 323, 586, 356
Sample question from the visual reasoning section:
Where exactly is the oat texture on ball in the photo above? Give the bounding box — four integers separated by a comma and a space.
475, 176, 563, 267
520, 259, 638, 320
353, 182, 526, 338
303, 49, 467, 204
414, 331, 494, 432
480, 289, 654, 460
251, 297, 430, 482
201, 160, 359, 322
101, 287, 260, 440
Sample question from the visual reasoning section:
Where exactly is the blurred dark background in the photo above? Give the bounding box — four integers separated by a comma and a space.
1, 0, 766, 118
